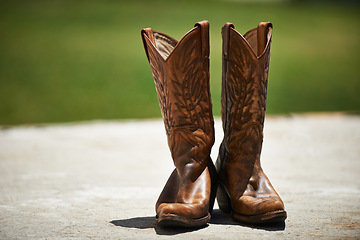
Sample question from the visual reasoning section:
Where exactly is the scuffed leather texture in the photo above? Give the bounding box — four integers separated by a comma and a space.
141, 20, 216, 225
216, 22, 286, 222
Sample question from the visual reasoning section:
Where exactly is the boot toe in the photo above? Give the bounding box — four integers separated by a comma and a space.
157, 202, 208, 220
235, 195, 284, 216
156, 203, 211, 227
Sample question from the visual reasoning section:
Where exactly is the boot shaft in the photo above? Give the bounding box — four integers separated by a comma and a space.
221, 22, 273, 160
141, 21, 214, 178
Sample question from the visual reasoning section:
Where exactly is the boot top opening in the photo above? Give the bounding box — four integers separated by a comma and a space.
153, 32, 178, 60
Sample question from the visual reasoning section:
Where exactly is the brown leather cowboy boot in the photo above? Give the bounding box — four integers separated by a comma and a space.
141, 20, 217, 227
216, 22, 287, 224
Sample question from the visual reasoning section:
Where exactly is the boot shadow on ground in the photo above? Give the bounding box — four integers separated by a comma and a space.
110, 216, 208, 235
110, 209, 285, 235
210, 209, 286, 231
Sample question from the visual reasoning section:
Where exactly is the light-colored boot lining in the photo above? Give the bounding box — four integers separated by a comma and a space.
153, 32, 178, 60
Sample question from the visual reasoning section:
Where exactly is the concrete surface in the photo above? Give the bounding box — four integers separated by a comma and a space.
0, 114, 359, 239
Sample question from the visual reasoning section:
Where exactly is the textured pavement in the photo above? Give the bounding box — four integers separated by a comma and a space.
0, 114, 359, 239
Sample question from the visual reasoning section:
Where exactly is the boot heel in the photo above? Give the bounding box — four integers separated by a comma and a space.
208, 160, 218, 213
209, 183, 217, 213
216, 184, 232, 213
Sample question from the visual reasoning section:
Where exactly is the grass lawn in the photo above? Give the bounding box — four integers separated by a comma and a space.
0, 0, 359, 125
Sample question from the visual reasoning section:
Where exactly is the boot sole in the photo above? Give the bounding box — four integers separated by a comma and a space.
232, 209, 287, 224
217, 183, 287, 224
156, 213, 211, 228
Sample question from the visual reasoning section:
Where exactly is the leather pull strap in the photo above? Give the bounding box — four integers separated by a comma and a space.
194, 20, 209, 59
221, 22, 234, 134
257, 22, 272, 56
142, 28, 155, 45
141, 28, 155, 62
222, 22, 234, 61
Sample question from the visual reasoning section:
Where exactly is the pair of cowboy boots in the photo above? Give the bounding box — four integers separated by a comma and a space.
141, 20, 286, 228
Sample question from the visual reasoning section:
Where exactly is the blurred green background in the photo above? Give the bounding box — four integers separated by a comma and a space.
0, 0, 359, 125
